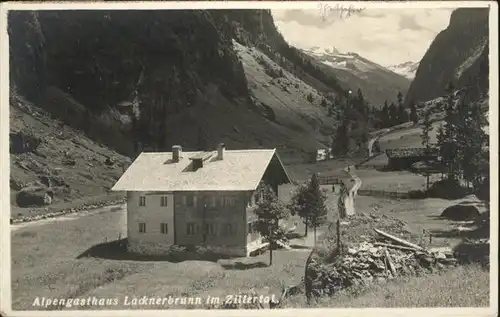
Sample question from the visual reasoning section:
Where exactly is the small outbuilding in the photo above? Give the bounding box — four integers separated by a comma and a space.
386, 147, 439, 171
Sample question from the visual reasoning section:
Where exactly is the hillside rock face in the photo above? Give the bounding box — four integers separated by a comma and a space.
9, 10, 352, 164
405, 8, 489, 105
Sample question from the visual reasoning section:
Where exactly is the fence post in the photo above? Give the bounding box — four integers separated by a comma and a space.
336, 219, 341, 253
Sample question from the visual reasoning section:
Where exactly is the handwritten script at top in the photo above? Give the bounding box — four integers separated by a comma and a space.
318, 3, 366, 21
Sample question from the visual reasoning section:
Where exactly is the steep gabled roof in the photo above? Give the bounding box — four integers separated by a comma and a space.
111, 149, 291, 192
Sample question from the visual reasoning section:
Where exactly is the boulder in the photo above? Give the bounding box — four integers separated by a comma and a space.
39, 174, 67, 187
441, 204, 480, 221
16, 185, 54, 207
10, 131, 42, 154
62, 158, 76, 166
105, 157, 115, 166
10, 178, 25, 190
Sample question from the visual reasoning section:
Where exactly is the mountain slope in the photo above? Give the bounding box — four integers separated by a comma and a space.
9, 89, 131, 211
10, 10, 351, 166
302, 47, 411, 106
387, 61, 420, 80
234, 41, 334, 139
9, 8, 382, 185
404, 8, 489, 106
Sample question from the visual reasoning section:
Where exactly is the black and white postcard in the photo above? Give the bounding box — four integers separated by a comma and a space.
1, 1, 498, 316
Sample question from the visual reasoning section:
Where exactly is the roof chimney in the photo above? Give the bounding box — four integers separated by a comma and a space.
217, 143, 225, 160
172, 145, 182, 163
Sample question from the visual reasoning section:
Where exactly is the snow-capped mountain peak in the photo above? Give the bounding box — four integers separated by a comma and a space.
301, 46, 412, 106
387, 61, 419, 80
304, 46, 343, 57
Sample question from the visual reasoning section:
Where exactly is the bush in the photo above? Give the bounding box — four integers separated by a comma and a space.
426, 179, 469, 199
307, 93, 314, 103
408, 190, 427, 199
441, 204, 480, 221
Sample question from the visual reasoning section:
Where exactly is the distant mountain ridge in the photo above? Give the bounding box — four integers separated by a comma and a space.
387, 61, 420, 80
405, 8, 489, 106
301, 46, 411, 106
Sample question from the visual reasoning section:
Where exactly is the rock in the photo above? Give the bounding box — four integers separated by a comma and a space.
347, 248, 357, 255
38, 174, 67, 187
62, 158, 76, 166
435, 252, 447, 260
105, 157, 115, 166
10, 178, 24, 190
10, 131, 42, 154
16, 185, 53, 207
441, 204, 480, 221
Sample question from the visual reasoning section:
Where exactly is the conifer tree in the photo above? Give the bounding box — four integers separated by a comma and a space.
289, 173, 328, 243
420, 108, 433, 190
382, 101, 390, 128
254, 185, 290, 266
389, 102, 398, 126
307, 173, 328, 245
441, 82, 458, 180
409, 100, 418, 124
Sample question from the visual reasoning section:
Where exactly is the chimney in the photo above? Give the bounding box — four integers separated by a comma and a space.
217, 143, 225, 160
172, 145, 182, 163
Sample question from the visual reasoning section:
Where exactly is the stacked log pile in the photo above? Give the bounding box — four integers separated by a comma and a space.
305, 228, 458, 298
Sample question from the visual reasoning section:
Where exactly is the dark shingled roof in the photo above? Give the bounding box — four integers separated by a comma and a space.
386, 147, 439, 159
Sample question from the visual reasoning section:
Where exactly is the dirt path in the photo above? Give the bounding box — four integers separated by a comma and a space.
348, 127, 399, 215
367, 128, 390, 156
343, 166, 361, 216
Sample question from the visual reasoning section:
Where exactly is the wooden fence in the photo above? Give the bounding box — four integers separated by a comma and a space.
357, 189, 412, 199
317, 175, 341, 185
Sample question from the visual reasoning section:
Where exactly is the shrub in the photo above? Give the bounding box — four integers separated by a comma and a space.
408, 190, 427, 199
426, 179, 469, 199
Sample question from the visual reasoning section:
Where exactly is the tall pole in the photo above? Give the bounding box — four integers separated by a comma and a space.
202, 200, 207, 245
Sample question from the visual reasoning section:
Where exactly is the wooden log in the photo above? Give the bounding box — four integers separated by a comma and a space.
384, 249, 397, 277
373, 228, 426, 251
374, 242, 420, 252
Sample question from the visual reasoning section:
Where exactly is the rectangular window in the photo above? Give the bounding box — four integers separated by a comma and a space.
255, 191, 260, 204
186, 222, 195, 235
138, 222, 146, 233
215, 196, 223, 208
185, 194, 194, 207
160, 223, 168, 234
208, 196, 216, 208
222, 223, 234, 236
160, 196, 168, 207
224, 196, 236, 208
139, 196, 146, 207
248, 222, 253, 234
204, 223, 216, 236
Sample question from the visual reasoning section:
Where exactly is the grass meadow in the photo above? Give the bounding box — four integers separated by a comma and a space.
11, 188, 490, 310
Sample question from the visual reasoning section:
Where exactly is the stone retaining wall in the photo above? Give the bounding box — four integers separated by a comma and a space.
11, 198, 126, 224
127, 240, 247, 257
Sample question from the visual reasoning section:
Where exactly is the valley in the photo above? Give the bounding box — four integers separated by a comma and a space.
6, 5, 492, 312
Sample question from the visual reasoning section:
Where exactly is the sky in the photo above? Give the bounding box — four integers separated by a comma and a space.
271, 7, 456, 67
